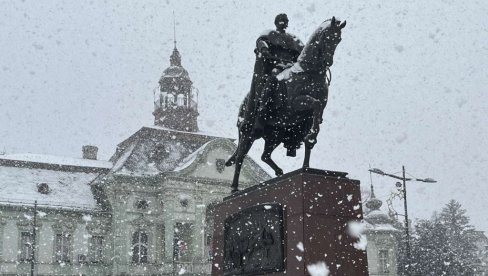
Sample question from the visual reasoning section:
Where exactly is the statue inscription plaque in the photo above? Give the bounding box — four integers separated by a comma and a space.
223, 204, 285, 275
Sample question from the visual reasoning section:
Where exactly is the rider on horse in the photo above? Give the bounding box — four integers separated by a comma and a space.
228, 16, 346, 192
240, 14, 304, 139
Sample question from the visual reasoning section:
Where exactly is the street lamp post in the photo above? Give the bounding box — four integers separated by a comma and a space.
369, 166, 436, 275
31, 200, 38, 276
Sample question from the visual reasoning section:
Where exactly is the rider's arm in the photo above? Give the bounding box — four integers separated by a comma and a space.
256, 38, 270, 58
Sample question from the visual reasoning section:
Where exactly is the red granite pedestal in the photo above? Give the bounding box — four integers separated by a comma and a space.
211, 168, 369, 276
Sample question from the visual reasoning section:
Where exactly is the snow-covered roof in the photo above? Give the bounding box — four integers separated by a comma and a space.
173, 141, 212, 172
0, 165, 101, 211
144, 125, 231, 139
0, 153, 112, 169
160, 65, 189, 79
109, 126, 232, 177
364, 222, 400, 232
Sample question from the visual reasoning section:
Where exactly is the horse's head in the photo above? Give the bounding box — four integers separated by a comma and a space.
320, 17, 346, 67
297, 17, 346, 72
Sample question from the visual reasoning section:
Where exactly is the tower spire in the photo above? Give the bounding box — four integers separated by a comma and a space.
153, 16, 198, 132
169, 11, 181, 67
366, 164, 382, 211
369, 165, 376, 198
173, 11, 177, 49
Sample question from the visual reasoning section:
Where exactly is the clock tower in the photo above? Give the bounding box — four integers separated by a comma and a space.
153, 44, 199, 132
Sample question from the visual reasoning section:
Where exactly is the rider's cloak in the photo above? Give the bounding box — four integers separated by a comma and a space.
238, 30, 304, 138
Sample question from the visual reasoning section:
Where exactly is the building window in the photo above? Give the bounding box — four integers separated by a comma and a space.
378, 249, 389, 273
177, 94, 185, 106
160, 92, 167, 108
20, 231, 33, 262
154, 89, 161, 109
132, 231, 148, 264
206, 235, 212, 261
216, 159, 226, 173
173, 222, 193, 261
149, 143, 168, 162
205, 203, 217, 261
37, 183, 50, 194
55, 233, 71, 263
180, 198, 189, 208
89, 236, 104, 263
135, 199, 149, 210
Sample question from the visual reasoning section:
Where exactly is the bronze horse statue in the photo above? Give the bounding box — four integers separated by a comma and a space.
226, 17, 346, 192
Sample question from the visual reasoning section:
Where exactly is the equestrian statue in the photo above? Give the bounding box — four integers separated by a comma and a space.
226, 15, 346, 192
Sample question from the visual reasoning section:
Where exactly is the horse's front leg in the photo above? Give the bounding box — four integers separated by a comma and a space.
230, 134, 254, 193
293, 95, 324, 169
261, 139, 283, 176
303, 146, 311, 168
293, 95, 323, 145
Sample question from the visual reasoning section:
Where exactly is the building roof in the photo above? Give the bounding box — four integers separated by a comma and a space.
160, 65, 190, 79
0, 153, 112, 170
109, 126, 230, 176
0, 165, 102, 211
159, 47, 190, 81
0, 153, 111, 211
364, 222, 400, 232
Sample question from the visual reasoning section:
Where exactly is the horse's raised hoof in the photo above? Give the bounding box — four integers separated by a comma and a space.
275, 168, 283, 177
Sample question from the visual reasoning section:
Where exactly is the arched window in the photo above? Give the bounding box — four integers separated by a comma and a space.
378, 249, 389, 273
173, 222, 193, 261
205, 202, 218, 261
55, 232, 72, 263
161, 92, 168, 108
177, 94, 185, 106
132, 231, 148, 264
154, 87, 161, 109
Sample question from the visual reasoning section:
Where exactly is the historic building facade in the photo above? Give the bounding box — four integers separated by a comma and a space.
0, 44, 269, 276
362, 185, 400, 276
0, 155, 113, 275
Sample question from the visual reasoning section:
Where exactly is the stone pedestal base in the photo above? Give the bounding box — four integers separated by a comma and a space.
212, 168, 368, 276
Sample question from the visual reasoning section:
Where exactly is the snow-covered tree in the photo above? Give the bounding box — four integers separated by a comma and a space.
409, 200, 477, 276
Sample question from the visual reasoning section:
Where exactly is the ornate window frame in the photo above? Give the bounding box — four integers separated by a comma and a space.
52, 220, 76, 264
130, 216, 154, 265
16, 218, 41, 263
173, 221, 194, 262
86, 221, 110, 264
378, 249, 390, 273
134, 199, 150, 211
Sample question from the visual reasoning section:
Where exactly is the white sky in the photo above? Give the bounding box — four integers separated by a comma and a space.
0, 0, 487, 231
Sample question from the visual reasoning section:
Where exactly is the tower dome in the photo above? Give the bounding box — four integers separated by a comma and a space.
159, 47, 190, 80
364, 184, 393, 224
153, 46, 199, 132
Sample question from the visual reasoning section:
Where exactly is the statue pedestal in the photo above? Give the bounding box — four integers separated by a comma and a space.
211, 168, 369, 276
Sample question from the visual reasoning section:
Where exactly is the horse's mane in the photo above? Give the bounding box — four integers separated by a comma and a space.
296, 19, 333, 72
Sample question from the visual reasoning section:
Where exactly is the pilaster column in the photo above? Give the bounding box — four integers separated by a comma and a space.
163, 195, 175, 264
0, 217, 6, 261
192, 195, 206, 261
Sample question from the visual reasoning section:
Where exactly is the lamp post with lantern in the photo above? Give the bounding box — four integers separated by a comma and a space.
369, 166, 436, 275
